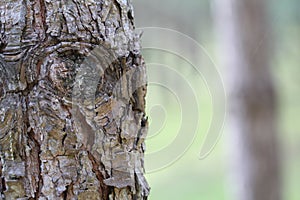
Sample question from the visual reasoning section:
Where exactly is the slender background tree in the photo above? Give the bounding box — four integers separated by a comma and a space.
214, 0, 282, 199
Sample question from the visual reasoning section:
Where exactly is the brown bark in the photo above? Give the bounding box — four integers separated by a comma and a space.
0, 0, 149, 199
214, 0, 282, 200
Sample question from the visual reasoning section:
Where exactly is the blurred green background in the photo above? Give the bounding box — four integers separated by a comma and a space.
132, 0, 300, 199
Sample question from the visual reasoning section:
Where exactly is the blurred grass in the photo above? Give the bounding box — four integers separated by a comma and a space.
143, 49, 227, 199
275, 25, 300, 200
133, 0, 300, 199
142, 31, 300, 199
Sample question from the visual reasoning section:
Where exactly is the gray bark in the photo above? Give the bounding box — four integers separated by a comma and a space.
0, 0, 149, 199
214, 0, 282, 200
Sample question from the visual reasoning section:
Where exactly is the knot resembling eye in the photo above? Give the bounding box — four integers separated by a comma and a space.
48, 55, 78, 96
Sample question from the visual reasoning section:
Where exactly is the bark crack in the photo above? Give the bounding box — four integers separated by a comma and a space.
87, 151, 110, 200
29, 129, 42, 200
25, 95, 43, 199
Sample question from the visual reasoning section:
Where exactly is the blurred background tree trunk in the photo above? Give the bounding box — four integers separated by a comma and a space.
0, 0, 149, 199
214, 0, 282, 200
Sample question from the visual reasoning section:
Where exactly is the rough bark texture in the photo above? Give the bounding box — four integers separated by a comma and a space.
0, 0, 149, 199
214, 0, 282, 200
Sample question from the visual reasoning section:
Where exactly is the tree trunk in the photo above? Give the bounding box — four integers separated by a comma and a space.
0, 0, 149, 199
214, 0, 282, 200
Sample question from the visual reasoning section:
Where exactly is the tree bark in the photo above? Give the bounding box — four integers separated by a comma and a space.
214, 0, 282, 200
0, 0, 149, 199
